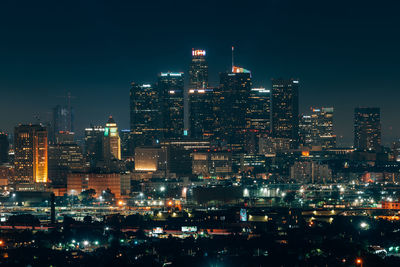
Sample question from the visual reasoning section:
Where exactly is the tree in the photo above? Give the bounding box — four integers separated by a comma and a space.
79, 189, 96, 203
101, 188, 115, 203
283, 191, 296, 204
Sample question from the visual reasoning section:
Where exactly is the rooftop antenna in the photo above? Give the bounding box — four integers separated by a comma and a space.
231, 46, 235, 72
56, 91, 76, 107
34, 114, 41, 124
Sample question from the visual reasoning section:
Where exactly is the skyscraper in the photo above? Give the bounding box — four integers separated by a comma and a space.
14, 124, 48, 184
189, 49, 208, 89
103, 116, 121, 161
189, 88, 215, 139
354, 107, 381, 151
120, 129, 135, 159
0, 132, 9, 164
129, 82, 162, 145
218, 66, 252, 147
271, 78, 299, 148
299, 107, 336, 149
48, 139, 84, 188
158, 72, 185, 139
246, 88, 271, 132
84, 125, 104, 168
51, 104, 73, 142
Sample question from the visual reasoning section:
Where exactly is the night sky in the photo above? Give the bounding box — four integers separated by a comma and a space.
0, 0, 399, 146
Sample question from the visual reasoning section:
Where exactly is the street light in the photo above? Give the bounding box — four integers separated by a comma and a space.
360, 222, 368, 229
356, 258, 363, 267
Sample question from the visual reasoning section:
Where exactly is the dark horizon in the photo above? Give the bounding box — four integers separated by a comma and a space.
1, 0, 399, 146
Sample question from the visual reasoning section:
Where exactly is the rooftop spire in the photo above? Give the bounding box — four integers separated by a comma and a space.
231, 46, 234, 72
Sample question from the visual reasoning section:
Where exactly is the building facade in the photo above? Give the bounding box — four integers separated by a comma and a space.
84, 126, 105, 168
14, 124, 48, 184
158, 72, 185, 139
246, 88, 271, 132
103, 116, 121, 161
189, 49, 208, 89
67, 172, 122, 198
51, 104, 73, 143
290, 161, 332, 183
271, 79, 299, 148
189, 88, 215, 139
299, 107, 336, 149
129, 82, 162, 145
354, 107, 381, 151
48, 142, 84, 188
0, 132, 9, 164
218, 66, 252, 147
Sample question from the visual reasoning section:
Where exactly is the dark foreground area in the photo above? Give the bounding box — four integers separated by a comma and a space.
1, 214, 400, 267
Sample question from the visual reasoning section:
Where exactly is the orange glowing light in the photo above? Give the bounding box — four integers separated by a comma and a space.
302, 151, 310, 157
356, 258, 362, 264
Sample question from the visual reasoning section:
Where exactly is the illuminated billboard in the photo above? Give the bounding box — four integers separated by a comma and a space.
232, 66, 251, 74
192, 49, 206, 56
153, 227, 163, 234
240, 208, 247, 222
181, 226, 197, 232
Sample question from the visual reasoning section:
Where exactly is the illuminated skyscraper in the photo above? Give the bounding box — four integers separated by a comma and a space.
189, 88, 215, 139
189, 49, 208, 89
218, 66, 252, 146
158, 72, 185, 139
14, 124, 48, 184
246, 88, 271, 132
103, 116, 121, 161
271, 78, 299, 148
299, 107, 336, 149
129, 82, 162, 145
354, 107, 381, 151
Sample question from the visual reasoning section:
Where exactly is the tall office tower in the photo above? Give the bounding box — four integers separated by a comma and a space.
246, 88, 271, 132
189, 88, 215, 139
271, 78, 299, 148
48, 141, 84, 188
218, 66, 252, 147
103, 116, 121, 161
14, 124, 48, 184
129, 82, 162, 145
84, 126, 105, 168
299, 108, 336, 149
299, 114, 313, 146
189, 49, 208, 89
158, 72, 185, 139
0, 132, 9, 164
55, 131, 75, 144
120, 129, 135, 159
51, 104, 73, 142
354, 107, 381, 151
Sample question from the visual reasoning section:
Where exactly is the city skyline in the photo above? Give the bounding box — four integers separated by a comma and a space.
1, 0, 400, 146
1, 2, 400, 265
